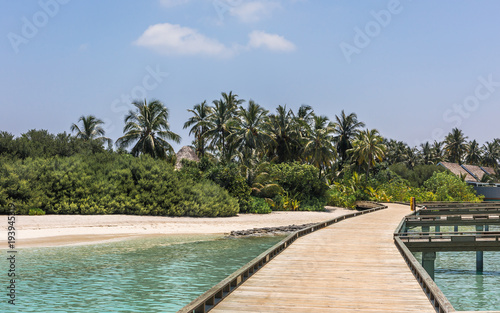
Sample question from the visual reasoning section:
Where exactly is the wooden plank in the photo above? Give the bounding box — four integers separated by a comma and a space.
210, 204, 436, 313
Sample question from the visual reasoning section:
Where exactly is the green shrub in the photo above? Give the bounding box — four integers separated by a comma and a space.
389, 163, 445, 187
423, 171, 483, 202
0, 153, 240, 217
28, 208, 45, 215
281, 192, 300, 211
267, 193, 300, 211
299, 196, 326, 211
248, 197, 272, 214
178, 159, 203, 181
205, 164, 251, 212
173, 181, 239, 217
269, 162, 328, 200
270, 194, 285, 211
326, 188, 356, 209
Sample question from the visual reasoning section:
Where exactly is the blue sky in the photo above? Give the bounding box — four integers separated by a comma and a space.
1, 0, 500, 152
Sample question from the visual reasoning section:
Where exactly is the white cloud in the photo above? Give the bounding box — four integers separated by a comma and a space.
134, 23, 233, 57
229, 1, 280, 23
159, 0, 190, 8
134, 23, 296, 57
248, 30, 296, 52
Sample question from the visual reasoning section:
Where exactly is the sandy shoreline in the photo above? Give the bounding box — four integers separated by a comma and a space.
0, 207, 349, 248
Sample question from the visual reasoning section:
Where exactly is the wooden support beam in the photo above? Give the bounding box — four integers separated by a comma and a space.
477, 225, 484, 273
422, 251, 436, 280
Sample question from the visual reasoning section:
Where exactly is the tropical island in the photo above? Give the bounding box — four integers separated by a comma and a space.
1, 92, 496, 221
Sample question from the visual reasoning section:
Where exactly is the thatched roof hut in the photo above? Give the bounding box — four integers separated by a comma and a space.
463, 164, 489, 181
438, 161, 496, 182
175, 146, 199, 169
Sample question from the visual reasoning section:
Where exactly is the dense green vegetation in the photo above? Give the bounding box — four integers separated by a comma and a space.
0, 154, 238, 216
328, 168, 482, 208
2, 93, 497, 216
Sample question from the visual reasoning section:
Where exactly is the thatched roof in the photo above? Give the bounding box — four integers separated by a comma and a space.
175, 146, 199, 169
438, 162, 477, 182
462, 164, 488, 181
481, 166, 496, 176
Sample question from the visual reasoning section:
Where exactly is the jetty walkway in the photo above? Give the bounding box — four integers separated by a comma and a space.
210, 203, 435, 312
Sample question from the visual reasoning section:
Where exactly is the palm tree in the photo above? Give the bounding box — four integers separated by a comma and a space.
70, 115, 111, 146
206, 97, 237, 161
444, 128, 468, 163
303, 115, 336, 178
332, 110, 365, 167
296, 104, 314, 122
183, 101, 212, 158
265, 105, 299, 163
230, 100, 270, 160
221, 91, 244, 112
206, 91, 244, 161
296, 104, 314, 135
239, 159, 284, 198
431, 141, 445, 163
384, 139, 408, 165
349, 129, 386, 176
420, 142, 433, 165
405, 146, 421, 169
465, 140, 482, 165
116, 99, 180, 159
482, 141, 500, 168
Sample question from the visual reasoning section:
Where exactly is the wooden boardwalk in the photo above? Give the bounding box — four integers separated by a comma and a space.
210, 204, 435, 312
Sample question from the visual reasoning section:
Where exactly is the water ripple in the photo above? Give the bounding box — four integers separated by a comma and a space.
1, 234, 284, 313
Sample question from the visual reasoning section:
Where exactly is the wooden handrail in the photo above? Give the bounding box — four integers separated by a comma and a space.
394, 208, 457, 313
407, 214, 500, 220
178, 203, 388, 313
398, 231, 500, 238
394, 237, 456, 313
394, 203, 500, 312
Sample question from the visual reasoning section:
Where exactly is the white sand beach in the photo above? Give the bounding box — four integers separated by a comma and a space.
0, 207, 349, 248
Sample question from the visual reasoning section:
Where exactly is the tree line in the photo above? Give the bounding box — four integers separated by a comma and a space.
2, 93, 499, 175
1, 92, 494, 215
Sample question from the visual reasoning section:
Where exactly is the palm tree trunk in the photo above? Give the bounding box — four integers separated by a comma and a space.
222, 132, 225, 160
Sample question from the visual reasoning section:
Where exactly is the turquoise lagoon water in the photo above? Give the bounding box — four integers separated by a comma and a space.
3, 231, 499, 312
0, 234, 285, 313
434, 251, 500, 311
412, 225, 500, 311
414, 250, 500, 311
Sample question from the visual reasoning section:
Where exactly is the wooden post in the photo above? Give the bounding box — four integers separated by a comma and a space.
410, 197, 416, 211
476, 225, 484, 273
476, 251, 484, 273
422, 251, 436, 280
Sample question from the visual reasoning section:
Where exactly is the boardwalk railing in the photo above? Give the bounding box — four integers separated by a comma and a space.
394, 201, 500, 313
394, 209, 456, 313
393, 236, 455, 313
178, 203, 387, 313
393, 201, 500, 209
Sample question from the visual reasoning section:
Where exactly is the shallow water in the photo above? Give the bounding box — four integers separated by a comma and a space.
413, 226, 500, 313
0, 234, 285, 312
5, 230, 499, 312
434, 251, 500, 311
